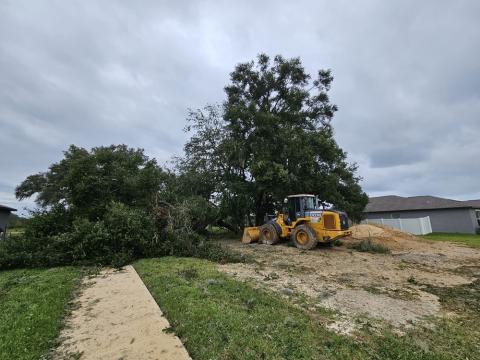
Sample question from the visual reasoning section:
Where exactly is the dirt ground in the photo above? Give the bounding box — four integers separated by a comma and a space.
54, 266, 190, 360
218, 224, 480, 334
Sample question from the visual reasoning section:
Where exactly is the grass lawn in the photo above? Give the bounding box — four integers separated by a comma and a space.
6, 228, 24, 237
0, 267, 82, 360
135, 257, 480, 360
421, 232, 480, 248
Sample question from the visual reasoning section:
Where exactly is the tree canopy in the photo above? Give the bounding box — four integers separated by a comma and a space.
6, 145, 232, 269
15, 144, 165, 220
182, 54, 368, 227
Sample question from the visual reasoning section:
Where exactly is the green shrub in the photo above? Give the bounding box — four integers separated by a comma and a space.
333, 239, 344, 246
352, 239, 391, 254
23, 205, 74, 240
157, 229, 237, 263
153, 200, 240, 263
0, 202, 155, 269
110, 251, 135, 269
407, 275, 418, 284
0, 200, 237, 270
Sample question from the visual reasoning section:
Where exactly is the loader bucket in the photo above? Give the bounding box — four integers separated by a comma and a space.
242, 227, 260, 243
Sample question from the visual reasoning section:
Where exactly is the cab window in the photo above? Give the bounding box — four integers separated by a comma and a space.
304, 197, 315, 210
287, 199, 297, 220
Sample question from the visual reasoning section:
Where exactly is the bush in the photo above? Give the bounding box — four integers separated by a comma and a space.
7, 214, 28, 229
407, 275, 418, 284
0, 200, 238, 269
153, 199, 240, 263
352, 239, 391, 254
0, 202, 155, 269
333, 239, 344, 246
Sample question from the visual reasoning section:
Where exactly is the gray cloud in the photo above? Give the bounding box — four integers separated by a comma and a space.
1, 0, 479, 215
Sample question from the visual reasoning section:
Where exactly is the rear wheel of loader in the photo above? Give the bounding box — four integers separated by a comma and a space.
259, 224, 280, 245
292, 224, 318, 250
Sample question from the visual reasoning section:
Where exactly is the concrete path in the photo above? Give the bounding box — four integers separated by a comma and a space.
55, 266, 190, 360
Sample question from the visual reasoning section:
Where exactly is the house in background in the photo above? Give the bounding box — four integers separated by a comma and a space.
364, 196, 480, 234
0, 204, 17, 239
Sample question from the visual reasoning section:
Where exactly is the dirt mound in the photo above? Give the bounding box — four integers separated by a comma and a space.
349, 224, 431, 251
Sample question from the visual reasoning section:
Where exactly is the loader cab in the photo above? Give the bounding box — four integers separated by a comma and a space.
286, 194, 317, 221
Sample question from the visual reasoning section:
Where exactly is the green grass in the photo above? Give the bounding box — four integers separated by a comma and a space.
419, 275, 480, 357
6, 227, 24, 237
135, 257, 471, 360
421, 232, 480, 248
135, 258, 367, 359
0, 267, 82, 360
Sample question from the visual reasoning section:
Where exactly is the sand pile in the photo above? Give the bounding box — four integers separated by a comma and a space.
349, 224, 430, 251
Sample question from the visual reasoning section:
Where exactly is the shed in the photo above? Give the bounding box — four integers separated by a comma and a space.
0, 204, 17, 239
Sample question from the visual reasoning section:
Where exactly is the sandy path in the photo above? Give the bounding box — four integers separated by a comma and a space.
55, 265, 190, 360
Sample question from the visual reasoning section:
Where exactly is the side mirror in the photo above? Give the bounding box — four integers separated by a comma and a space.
283, 198, 288, 204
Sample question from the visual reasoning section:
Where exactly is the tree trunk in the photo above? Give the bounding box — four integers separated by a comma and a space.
217, 219, 241, 234
254, 193, 266, 226
255, 211, 265, 226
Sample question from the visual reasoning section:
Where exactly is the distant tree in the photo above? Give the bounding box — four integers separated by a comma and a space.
16, 144, 165, 220
182, 54, 368, 227
7, 213, 28, 228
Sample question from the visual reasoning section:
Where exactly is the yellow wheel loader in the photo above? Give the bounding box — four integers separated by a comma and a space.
242, 194, 352, 250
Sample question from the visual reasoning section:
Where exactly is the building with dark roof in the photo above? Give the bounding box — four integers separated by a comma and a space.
0, 204, 17, 239
364, 196, 480, 234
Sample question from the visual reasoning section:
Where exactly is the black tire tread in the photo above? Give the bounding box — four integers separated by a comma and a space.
259, 223, 280, 245
292, 224, 318, 250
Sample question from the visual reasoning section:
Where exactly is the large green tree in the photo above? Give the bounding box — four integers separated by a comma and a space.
182, 54, 368, 228
16, 144, 165, 220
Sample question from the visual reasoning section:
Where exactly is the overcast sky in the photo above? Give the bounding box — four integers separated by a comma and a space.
1, 0, 479, 214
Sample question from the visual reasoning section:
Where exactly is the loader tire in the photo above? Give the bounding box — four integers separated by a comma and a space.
259, 224, 280, 245
292, 224, 318, 250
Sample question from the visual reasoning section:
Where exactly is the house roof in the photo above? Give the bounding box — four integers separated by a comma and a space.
365, 195, 480, 213
0, 204, 17, 212
464, 199, 480, 208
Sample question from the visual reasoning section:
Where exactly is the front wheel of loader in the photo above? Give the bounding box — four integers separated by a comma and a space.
292, 224, 318, 250
259, 224, 280, 245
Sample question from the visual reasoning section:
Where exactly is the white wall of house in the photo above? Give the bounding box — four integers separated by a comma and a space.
365, 208, 478, 234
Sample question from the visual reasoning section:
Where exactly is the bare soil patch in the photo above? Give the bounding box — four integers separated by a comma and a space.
54, 265, 190, 360
218, 225, 480, 333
